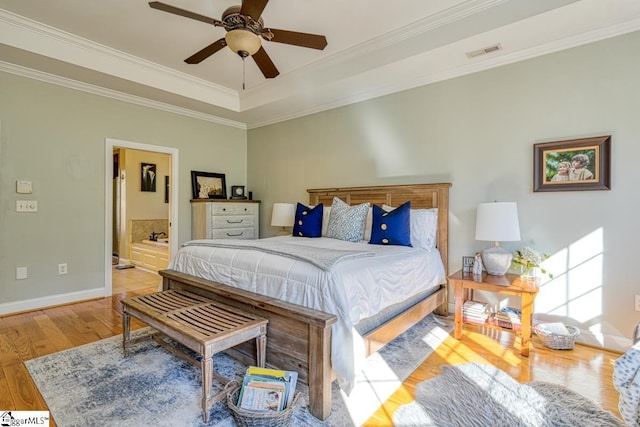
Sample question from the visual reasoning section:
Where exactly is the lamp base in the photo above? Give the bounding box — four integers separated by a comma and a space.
481, 245, 512, 276
275, 227, 290, 236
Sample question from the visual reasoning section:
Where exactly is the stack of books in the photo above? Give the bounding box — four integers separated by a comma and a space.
493, 307, 522, 330
237, 366, 298, 413
463, 300, 489, 325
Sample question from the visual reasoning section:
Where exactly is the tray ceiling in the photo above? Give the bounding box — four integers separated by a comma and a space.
1, 0, 639, 128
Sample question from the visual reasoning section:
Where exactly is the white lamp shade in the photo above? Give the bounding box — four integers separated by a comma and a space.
271, 203, 295, 227
475, 202, 521, 242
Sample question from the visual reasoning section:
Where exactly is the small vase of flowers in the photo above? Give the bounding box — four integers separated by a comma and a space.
512, 247, 553, 280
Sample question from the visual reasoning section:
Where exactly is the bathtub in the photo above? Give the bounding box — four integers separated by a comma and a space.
130, 240, 169, 272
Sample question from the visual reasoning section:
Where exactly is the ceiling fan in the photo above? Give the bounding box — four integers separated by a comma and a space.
149, 0, 328, 80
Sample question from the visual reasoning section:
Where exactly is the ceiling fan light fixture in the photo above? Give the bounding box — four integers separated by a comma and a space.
225, 29, 261, 56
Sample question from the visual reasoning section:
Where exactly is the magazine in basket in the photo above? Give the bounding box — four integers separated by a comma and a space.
237, 366, 298, 412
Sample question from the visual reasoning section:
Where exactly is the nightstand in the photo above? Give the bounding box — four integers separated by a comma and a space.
449, 269, 540, 357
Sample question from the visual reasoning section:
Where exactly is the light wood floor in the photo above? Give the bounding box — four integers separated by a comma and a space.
111, 265, 162, 294
365, 323, 624, 425
0, 268, 625, 426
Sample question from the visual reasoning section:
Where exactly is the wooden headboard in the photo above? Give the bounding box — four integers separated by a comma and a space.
307, 183, 452, 275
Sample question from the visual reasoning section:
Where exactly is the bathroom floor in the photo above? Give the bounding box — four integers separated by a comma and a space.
112, 264, 161, 294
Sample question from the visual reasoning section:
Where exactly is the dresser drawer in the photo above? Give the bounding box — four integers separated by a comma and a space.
210, 227, 255, 239
191, 200, 260, 240
211, 215, 255, 229
211, 203, 257, 215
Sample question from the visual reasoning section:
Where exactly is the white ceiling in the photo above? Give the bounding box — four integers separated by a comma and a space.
1, 0, 640, 129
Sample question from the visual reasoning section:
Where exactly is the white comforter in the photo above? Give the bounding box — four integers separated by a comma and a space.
170, 236, 445, 392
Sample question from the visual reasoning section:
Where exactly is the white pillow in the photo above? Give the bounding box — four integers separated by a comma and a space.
362, 207, 373, 241
383, 205, 438, 250
321, 206, 331, 236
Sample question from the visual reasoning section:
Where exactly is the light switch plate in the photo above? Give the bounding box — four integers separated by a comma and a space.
16, 180, 33, 194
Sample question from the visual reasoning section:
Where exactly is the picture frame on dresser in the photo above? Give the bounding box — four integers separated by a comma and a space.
533, 135, 611, 192
462, 256, 475, 274
191, 171, 227, 199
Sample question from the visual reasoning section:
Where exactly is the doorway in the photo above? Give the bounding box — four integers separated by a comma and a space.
104, 138, 179, 296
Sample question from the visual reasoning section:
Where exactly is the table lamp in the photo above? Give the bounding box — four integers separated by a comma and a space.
271, 203, 295, 236
475, 202, 521, 275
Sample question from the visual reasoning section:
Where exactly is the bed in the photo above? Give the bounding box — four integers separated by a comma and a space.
159, 183, 451, 420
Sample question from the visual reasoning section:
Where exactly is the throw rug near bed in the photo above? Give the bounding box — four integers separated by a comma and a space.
25, 314, 453, 426
393, 362, 623, 427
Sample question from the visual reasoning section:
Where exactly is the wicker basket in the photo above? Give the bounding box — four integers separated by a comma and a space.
225, 381, 300, 427
534, 325, 580, 350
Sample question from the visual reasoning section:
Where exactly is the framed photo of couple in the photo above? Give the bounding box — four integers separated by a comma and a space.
533, 135, 611, 192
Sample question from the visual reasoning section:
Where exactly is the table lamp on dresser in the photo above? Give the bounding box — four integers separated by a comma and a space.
271, 203, 295, 236
475, 201, 521, 276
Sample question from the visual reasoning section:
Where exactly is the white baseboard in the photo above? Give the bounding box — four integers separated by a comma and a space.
0, 288, 105, 316
575, 329, 630, 353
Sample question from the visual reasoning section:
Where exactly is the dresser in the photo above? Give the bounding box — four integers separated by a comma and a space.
191, 199, 260, 240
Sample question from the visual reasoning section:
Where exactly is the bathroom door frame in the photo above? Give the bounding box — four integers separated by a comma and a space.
104, 137, 179, 296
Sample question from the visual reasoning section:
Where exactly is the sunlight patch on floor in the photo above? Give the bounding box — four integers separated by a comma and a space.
340, 324, 451, 426
439, 329, 522, 368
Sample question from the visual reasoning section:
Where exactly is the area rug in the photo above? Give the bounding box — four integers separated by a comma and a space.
25, 314, 452, 426
393, 362, 623, 427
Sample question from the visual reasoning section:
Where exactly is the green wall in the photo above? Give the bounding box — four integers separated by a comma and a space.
2, 29, 639, 351
247, 31, 640, 350
0, 73, 247, 310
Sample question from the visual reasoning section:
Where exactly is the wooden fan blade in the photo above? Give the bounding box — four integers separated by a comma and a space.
263, 28, 327, 50
185, 39, 227, 64
149, 1, 223, 27
240, 0, 269, 21
252, 47, 279, 78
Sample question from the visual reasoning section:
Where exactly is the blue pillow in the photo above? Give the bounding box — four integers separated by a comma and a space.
369, 201, 412, 246
292, 203, 323, 238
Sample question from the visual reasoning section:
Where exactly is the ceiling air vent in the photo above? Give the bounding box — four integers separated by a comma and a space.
466, 43, 503, 59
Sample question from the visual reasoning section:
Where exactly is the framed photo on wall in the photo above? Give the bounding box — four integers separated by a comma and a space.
141, 163, 157, 192
533, 135, 611, 192
191, 171, 227, 199
164, 176, 169, 203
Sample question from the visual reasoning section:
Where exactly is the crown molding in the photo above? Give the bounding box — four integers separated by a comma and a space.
248, 17, 640, 129
3, 2, 640, 130
239, 0, 510, 112
0, 61, 246, 130
0, 2, 509, 115
0, 9, 241, 111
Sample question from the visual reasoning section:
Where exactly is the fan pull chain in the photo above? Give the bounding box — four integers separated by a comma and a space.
242, 57, 246, 91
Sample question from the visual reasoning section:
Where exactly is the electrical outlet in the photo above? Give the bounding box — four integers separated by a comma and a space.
58, 263, 68, 275
635, 295, 640, 311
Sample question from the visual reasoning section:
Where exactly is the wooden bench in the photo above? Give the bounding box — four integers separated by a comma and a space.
121, 289, 268, 422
